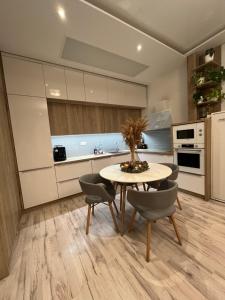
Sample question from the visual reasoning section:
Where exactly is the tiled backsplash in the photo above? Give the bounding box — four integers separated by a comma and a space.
51, 129, 172, 158
51, 133, 127, 158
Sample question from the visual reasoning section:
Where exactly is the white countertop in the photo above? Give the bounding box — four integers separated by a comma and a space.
54, 149, 173, 165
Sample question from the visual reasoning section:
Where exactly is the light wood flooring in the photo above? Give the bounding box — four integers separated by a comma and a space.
1, 192, 225, 300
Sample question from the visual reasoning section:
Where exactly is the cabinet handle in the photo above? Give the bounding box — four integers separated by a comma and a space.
219, 118, 225, 121
20, 166, 53, 172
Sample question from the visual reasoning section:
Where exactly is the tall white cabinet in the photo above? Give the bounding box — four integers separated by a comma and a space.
211, 111, 225, 202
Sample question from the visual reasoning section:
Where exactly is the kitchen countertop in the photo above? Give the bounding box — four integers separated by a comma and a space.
54, 149, 173, 165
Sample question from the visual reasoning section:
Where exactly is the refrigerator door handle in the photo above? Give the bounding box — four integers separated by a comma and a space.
218, 118, 225, 121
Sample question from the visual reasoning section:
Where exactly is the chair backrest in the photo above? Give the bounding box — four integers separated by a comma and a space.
79, 173, 113, 202
161, 163, 179, 181
127, 180, 177, 211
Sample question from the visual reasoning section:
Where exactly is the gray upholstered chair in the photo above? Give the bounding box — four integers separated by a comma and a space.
144, 163, 182, 210
79, 173, 119, 234
127, 180, 182, 262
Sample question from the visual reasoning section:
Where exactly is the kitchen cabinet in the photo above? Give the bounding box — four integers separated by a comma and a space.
176, 172, 205, 195
91, 157, 112, 173
55, 160, 92, 182
137, 153, 173, 164
111, 154, 130, 165
82, 105, 105, 133
84, 73, 108, 103
103, 107, 120, 133
44, 65, 67, 99
124, 83, 147, 107
57, 179, 82, 198
8, 95, 53, 171
67, 104, 84, 134
19, 167, 58, 209
65, 69, 85, 101
107, 78, 126, 106
2, 55, 45, 97
48, 101, 69, 135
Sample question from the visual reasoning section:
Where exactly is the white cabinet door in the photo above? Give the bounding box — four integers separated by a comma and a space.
57, 179, 82, 198
65, 69, 85, 101
84, 73, 108, 103
176, 172, 205, 195
124, 83, 147, 108
44, 65, 67, 99
55, 160, 92, 182
138, 153, 173, 164
211, 112, 225, 201
20, 167, 58, 208
111, 154, 130, 165
8, 95, 53, 171
107, 78, 126, 106
91, 157, 112, 173
2, 56, 45, 97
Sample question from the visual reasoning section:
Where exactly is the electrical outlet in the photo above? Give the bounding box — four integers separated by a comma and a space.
80, 141, 87, 146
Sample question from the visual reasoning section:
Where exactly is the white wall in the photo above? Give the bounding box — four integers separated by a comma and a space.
145, 62, 188, 124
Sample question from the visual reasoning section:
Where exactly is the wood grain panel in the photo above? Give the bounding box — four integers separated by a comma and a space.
103, 107, 120, 133
66, 103, 84, 134
47, 101, 69, 135
0, 55, 22, 279
82, 105, 105, 134
2, 192, 225, 299
187, 54, 197, 121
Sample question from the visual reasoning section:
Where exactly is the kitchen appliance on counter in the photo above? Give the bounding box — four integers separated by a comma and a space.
211, 111, 225, 202
53, 145, 67, 162
137, 136, 148, 149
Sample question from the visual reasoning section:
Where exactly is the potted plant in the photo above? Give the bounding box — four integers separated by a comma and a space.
120, 117, 149, 173
192, 71, 206, 86
205, 48, 215, 63
206, 87, 225, 102
193, 91, 204, 104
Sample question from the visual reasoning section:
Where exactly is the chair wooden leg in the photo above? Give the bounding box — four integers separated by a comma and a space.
112, 199, 119, 216
120, 185, 127, 235
109, 201, 119, 232
147, 184, 151, 191
128, 208, 137, 232
92, 204, 94, 216
169, 215, 182, 245
135, 184, 139, 191
146, 221, 151, 262
86, 205, 92, 235
143, 183, 146, 191
176, 196, 182, 210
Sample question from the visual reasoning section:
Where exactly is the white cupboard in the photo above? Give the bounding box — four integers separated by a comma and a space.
65, 69, 85, 101
44, 65, 67, 99
107, 78, 126, 106
2, 55, 45, 97
137, 153, 173, 164
55, 160, 92, 182
91, 157, 112, 173
124, 83, 146, 108
211, 112, 225, 202
20, 167, 58, 209
84, 73, 108, 103
8, 95, 53, 171
57, 179, 82, 198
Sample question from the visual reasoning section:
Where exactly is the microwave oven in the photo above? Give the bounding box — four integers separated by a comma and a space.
173, 122, 204, 145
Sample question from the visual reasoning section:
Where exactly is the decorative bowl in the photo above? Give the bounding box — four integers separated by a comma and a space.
120, 161, 149, 173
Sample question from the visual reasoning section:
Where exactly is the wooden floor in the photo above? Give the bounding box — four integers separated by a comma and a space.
1, 192, 225, 300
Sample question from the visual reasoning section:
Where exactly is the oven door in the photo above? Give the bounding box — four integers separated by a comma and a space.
173, 124, 196, 144
174, 148, 205, 175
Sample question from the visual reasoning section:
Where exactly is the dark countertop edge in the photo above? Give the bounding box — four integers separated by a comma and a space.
54, 150, 173, 166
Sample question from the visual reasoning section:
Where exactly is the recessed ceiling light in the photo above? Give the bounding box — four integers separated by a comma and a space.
137, 44, 142, 52
57, 6, 66, 21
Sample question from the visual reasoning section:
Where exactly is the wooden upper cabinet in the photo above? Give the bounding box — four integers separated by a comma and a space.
2, 56, 45, 97
82, 105, 105, 133
107, 78, 126, 106
84, 73, 108, 103
65, 69, 85, 101
47, 102, 69, 135
43, 65, 67, 99
124, 83, 147, 108
103, 107, 120, 133
67, 104, 84, 134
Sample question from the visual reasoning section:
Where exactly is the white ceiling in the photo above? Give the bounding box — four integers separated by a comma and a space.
86, 0, 225, 53
0, 0, 225, 84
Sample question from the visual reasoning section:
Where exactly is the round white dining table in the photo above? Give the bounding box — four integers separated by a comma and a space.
100, 163, 172, 235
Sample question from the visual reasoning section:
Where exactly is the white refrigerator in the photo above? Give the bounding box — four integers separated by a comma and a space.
211, 111, 225, 202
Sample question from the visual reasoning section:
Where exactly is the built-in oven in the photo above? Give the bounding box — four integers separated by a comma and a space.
174, 146, 205, 175
173, 122, 204, 145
